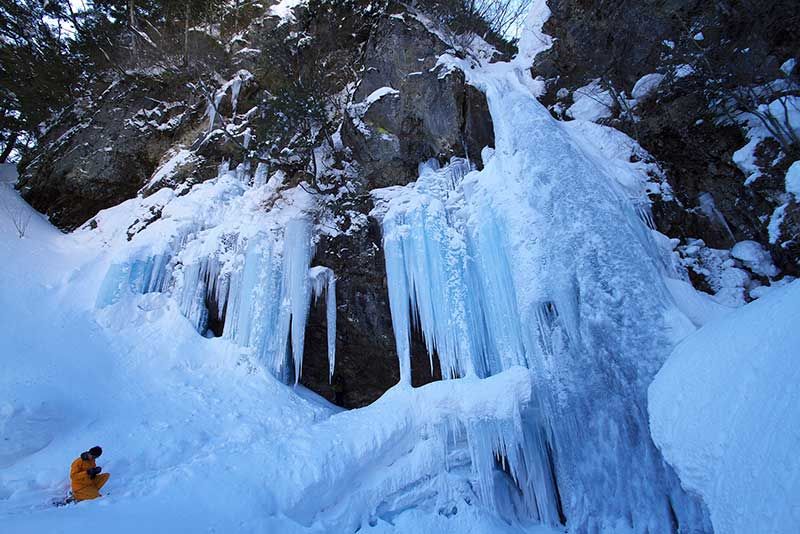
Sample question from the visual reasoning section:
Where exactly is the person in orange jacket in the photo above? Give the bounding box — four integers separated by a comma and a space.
70, 446, 110, 501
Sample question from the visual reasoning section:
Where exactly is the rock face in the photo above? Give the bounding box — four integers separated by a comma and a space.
17, 72, 212, 231
300, 197, 441, 408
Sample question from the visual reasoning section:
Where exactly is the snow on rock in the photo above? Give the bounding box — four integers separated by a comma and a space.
785, 160, 800, 200
566, 79, 614, 121
677, 239, 751, 306
781, 58, 797, 76
347, 86, 400, 138
142, 148, 197, 191
649, 280, 800, 534
733, 95, 800, 186
673, 64, 695, 79
730, 240, 779, 278
632, 73, 665, 101
768, 203, 788, 244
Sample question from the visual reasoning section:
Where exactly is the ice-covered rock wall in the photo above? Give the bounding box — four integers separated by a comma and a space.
373, 64, 711, 531
94, 164, 336, 384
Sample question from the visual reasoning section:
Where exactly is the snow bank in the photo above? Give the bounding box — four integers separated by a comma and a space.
650, 280, 800, 534
566, 79, 614, 121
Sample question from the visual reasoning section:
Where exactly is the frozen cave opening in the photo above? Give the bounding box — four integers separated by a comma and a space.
299, 297, 443, 409
203, 290, 226, 338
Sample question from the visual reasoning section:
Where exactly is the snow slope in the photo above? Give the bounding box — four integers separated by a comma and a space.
649, 279, 800, 534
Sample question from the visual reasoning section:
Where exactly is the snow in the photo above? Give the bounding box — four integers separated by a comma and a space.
676, 239, 751, 306
733, 94, 800, 186
649, 280, 800, 534
515, 0, 553, 69
786, 160, 800, 200
730, 240, 779, 278
673, 64, 695, 79
348, 86, 400, 138
768, 203, 787, 244
566, 79, 614, 121
269, 0, 306, 25
143, 148, 196, 190
631, 73, 665, 101
781, 58, 796, 76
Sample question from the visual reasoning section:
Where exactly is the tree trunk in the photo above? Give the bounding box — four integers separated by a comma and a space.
184, 2, 191, 66
129, 0, 136, 59
0, 131, 19, 163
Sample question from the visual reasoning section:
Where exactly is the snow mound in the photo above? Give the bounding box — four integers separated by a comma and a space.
632, 73, 665, 101
566, 79, 614, 121
730, 240, 779, 278
650, 280, 800, 534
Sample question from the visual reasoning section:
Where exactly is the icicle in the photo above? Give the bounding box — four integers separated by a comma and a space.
253, 162, 269, 187
326, 275, 336, 382
309, 266, 338, 382
284, 218, 315, 384
230, 76, 243, 115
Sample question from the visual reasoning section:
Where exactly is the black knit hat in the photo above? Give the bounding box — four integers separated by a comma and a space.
89, 446, 103, 457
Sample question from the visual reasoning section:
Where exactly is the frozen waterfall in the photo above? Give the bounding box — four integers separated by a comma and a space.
373, 66, 711, 532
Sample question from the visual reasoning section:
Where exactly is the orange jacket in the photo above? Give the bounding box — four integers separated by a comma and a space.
70, 455, 101, 500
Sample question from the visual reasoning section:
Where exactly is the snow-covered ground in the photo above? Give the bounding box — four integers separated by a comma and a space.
650, 279, 800, 534
0, 164, 559, 533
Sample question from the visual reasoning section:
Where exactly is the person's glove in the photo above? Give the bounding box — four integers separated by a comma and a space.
87, 467, 102, 478
81, 452, 91, 461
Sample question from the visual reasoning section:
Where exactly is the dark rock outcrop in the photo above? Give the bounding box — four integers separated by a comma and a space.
300, 194, 441, 408
341, 14, 494, 188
